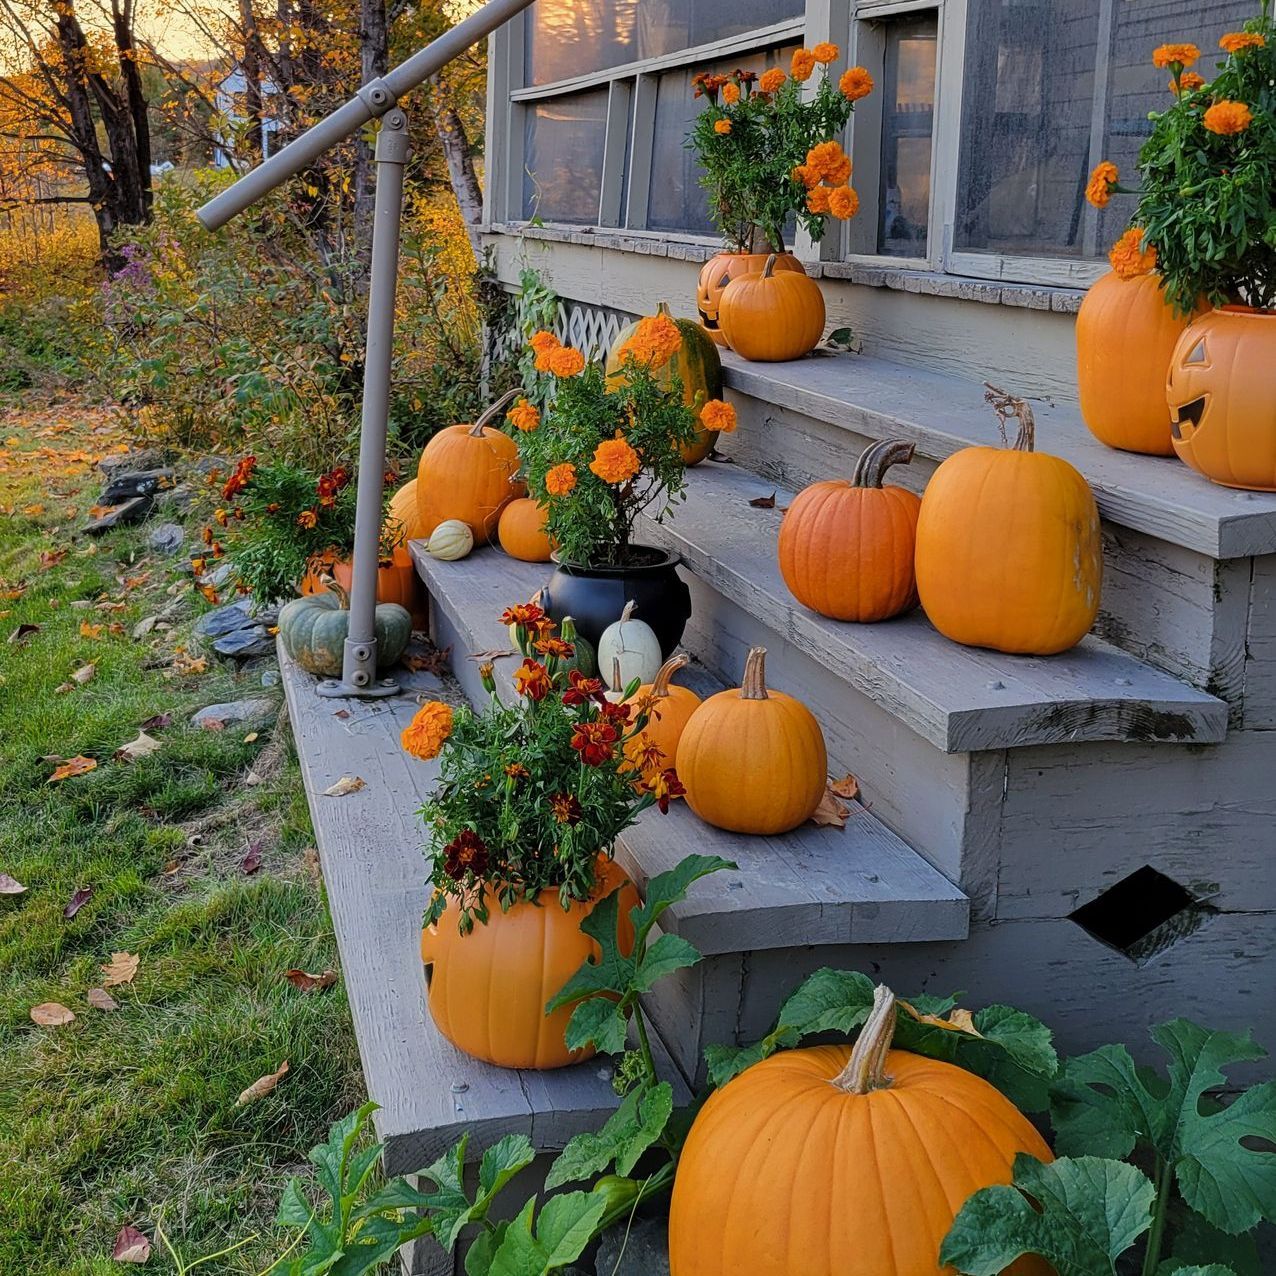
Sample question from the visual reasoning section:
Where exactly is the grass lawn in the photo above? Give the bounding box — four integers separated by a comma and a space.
0, 397, 364, 1273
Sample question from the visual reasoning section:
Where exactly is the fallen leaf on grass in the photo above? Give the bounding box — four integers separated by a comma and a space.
283, 968, 338, 993
301, 847, 321, 883
242, 731, 258, 744
23, 503, 45, 516
55, 682, 75, 695
236, 1059, 289, 1106
101, 951, 140, 987
241, 842, 264, 874
323, 775, 365, 796
64, 886, 94, 919
31, 1002, 75, 1027
0, 873, 27, 894
111, 1225, 151, 1263
79, 622, 104, 639
200, 718, 225, 732
48, 756, 97, 783
132, 615, 157, 639
87, 987, 119, 1012
72, 663, 96, 685
8, 623, 40, 644
829, 773, 860, 801
810, 786, 849, 829
108, 622, 126, 637
138, 712, 172, 730
171, 653, 208, 675
113, 732, 162, 763
40, 549, 67, 569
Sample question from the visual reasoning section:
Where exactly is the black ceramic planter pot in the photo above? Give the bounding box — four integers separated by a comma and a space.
542, 547, 692, 658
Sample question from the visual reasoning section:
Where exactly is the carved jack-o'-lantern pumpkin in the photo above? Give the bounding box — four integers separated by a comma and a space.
1168, 307, 1276, 491
696, 251, 805, 346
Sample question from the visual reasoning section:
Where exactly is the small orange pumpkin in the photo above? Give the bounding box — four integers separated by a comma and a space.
1076, 271, 1198, 456
420, 857, 638, 1070
385, 477, 428, 544
623, 652, 701, 777
677, 646, 826, 835
718, 253, 826, 363
778, 439, 921, 622
696, 250, 806, 346
416, 389, 526, 543
915, 387, 1102, 655
1168, 306, 1276, 491
668, 984, 1054, 1276
497, 496, 554, 562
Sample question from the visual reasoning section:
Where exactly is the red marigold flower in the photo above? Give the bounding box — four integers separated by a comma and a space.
500, 602, 546, 629
563, 670, 607, 706
571, 719, 620, 766
442, 829, 489, 879
600, 698, 632, 724
513, 657, 553, 701
550, 792, 583, 824
643, 767, 686, 813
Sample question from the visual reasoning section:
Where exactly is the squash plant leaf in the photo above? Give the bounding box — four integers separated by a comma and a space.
546, 1082, 673, 1189
487, 1191, 608, 1276
1154, 1208, 1259, 1276
632, 932, 701, 992
564, 996, 627, 1055
545, 889, 634, 1009
628, 854, 735, 950
1159, 1267, 1238, 1276
476, 1134, 538, 1210
939, 1154, 1155, 1276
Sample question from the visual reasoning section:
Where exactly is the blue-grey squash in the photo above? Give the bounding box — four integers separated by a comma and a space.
278, 577, 412, 677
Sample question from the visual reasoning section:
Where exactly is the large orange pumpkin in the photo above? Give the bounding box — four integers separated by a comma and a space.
1168, 306, 1276, 491
623, 652, 701, 776
696, 251, 806, 347
385, 478, 428, 544
420, 857, 638, 1070
497, 497, 554, 562
1076, 271, 1197, 456
677, 646, 826, 835
718, 254, 826, 363
915, 388, 1102, 655
416, 389, 526, 543
778, 439, 921, 622
668, 985, 1054, 1276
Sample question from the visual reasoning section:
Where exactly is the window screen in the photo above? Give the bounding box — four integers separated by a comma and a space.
878, 13, 938, 257
523, 90, 609, 224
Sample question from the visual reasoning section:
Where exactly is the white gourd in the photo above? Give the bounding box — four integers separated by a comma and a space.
427, 519, 474, 561
597, 601, 662, 687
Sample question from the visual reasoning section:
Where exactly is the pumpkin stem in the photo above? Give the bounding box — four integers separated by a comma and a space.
850, 439, 916, 488
320, 574, 351, 611
657, 300, 673, 319
469, 387, 522, 437
650, 651, 690, 698
984, 383, 1036, 453
740, 646, 770, 700
762, 253, 778, 280
619, 599, 638, 623
609, 655, 624, 696
832, 984, 897, 1094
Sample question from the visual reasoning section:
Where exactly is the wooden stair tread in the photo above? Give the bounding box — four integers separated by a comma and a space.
720, 348, 1276, 560
410, 543, 971, 954
279, 641, 689, 1176
633, 461, 1227, 754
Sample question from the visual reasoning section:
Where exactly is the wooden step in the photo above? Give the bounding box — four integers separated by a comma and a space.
409, 541, 971, 954
278, 642, 691, 1178
719, 347, 1276, 560
633, 461, 1227, 754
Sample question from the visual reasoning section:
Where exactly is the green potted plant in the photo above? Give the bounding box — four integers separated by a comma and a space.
688, 44, 873, 350
512, 320, 736, 654
403, 600, 682, 1071
1082, 6, 1276, 486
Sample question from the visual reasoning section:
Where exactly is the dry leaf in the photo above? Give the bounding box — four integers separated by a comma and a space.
87, 987, 119, 1012
79, 621, 104, 639
332, 709, 350, 720
70, 663, 96, 686
40, 549, 67, 568
829, 773, 860, 801
236, 1059, 289, 1106
64, 885, 94, 919
283, 968, 338, 993
301, 847, 321, 883
48, 755, 97, 783
23, 502, 45, 515
113, 732, 162, 763
8, 623, 40, 643
138, 712, 172, 730
101, 951, 140, 987
467, 648, 512, 662
112, 1224, 151, 1264
748, 491, 778, 509
69, 598, 93, 609
31, 1002, 75, 1027
242, 731, 259, 744
108, 622, 126, 637
323, 775, 365, 796
810, 786, 849, 829
0, 873, 27, 894
241, 842, 264, 874
172, 653, 208, 675
132, 615, 158, 639
200, 718, 225, 732
403, 646, 451, 674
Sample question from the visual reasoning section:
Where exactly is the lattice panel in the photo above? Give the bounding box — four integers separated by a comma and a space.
488, 296, 638, 369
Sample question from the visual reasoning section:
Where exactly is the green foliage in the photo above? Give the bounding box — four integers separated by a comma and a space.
1135, 5, 1276, 311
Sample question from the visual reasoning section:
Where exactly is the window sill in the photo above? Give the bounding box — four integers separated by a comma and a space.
483, 222, 1086, 314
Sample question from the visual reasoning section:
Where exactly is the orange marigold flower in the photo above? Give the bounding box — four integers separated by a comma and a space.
1152, 42, 1200, 69
806, 140, 849, 183
297, 509, 318, 529
1204, 99, 1253, 135
1108, 227, 1158, 280
507, 397, 540, 432
401, 700, 453, 760
722, 82, 741, 105
617, 312, 683, 369
839, 66, 874, 101
1086, 160, 1119, 208
828, 185, 861, 220
1220, 31, 1266, 54
589, 431, 641, 485
214, 507, 229, 526
545, 462, 577, 497
513, 657, 553, 701
758, 67, 786, 94
534, 636, 576, 661
701, 399, 737, 434
505, 762, 529, 780
807, 184, 832, 214
529, 329, 558, 354
713, 119, 732, 135
1177, 71, 1206, 91
547, 345, 586, 377
500, 601, 547, 629
812, 41, 839, 64
791, 48, 817, 82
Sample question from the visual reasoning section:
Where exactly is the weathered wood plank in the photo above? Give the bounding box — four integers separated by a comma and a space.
1245, 555, 1276, 728
635, 462, 1227, 753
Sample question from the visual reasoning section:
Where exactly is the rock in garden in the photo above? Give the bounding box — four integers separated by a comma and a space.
194, 600, 255, 639
147, 522, 185, 555
98, 447, 164, 477
191, 699, 274, 728
260, 669, 280, 688
594, 1216, 670, 1276
154, 483, 194, 512
101, 468, 177, 504
84, 495, 151, 535
199, 562, 236, 589
212, 626, 275, 661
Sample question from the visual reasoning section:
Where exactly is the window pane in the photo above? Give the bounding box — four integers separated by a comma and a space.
878, 14, 937, 257
524, 91, 609, 224
525, 0, 802, 86
647, 46, 798, 238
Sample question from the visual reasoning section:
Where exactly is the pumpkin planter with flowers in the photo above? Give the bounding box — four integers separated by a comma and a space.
406, 602, 681, 1070
1082, 5, 1276, 485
